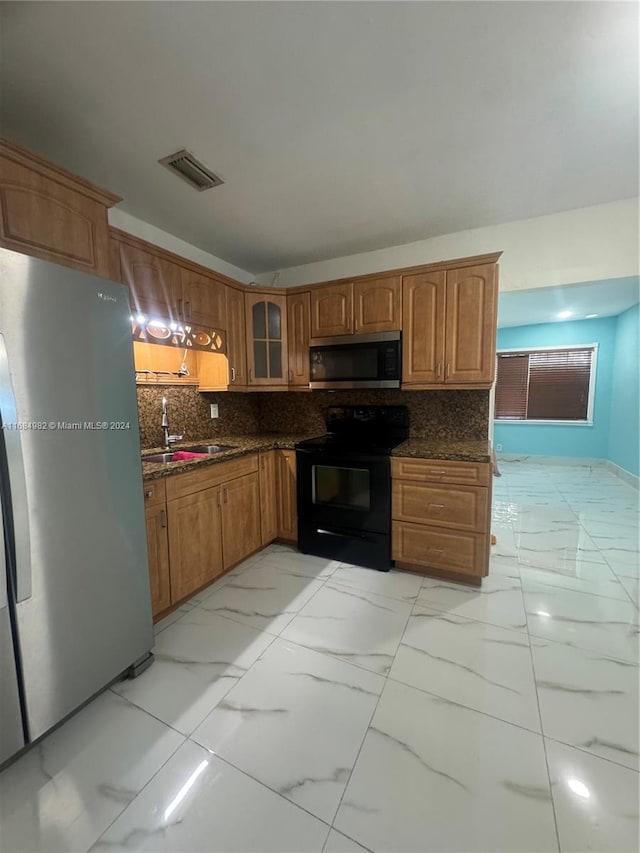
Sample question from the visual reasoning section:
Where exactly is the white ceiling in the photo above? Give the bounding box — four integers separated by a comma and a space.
498, 277, 639, 328
1, 2, 638, 274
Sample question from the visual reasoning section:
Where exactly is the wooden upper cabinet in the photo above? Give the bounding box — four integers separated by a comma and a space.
287, 291, 310, 386
245, 292, 288, 385
354, 276, 401, 334
402, 271, 446, 384
108, 234, 122, 283
180, 269, 226, 330
0, 138, 119, 277
445, 263, 497, 384
220, 472, 261, 569
119, 242, 181, 321
311, 282, 353, 337
226, 286, 248, 388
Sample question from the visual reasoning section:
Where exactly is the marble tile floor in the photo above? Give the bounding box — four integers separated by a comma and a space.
0, 461, 638, 852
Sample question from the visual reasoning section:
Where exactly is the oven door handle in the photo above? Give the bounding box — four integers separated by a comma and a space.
316, 527, 371, 540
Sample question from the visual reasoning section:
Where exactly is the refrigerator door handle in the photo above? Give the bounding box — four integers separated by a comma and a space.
0, 333, 32, 602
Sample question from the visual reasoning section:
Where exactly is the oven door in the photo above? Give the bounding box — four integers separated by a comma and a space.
296, 448, 392, 569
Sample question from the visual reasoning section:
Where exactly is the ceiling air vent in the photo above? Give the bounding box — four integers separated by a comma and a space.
159, 149, 224, 191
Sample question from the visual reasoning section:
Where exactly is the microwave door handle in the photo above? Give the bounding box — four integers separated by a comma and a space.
0, 334, 32, 602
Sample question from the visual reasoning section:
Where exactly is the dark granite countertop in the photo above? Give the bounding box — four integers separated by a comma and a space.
392, 439, 492, 463
142, 434, 492, 480
141, 434, 317, 481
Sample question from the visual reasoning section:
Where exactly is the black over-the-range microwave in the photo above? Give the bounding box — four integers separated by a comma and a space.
309, 331, 401, 390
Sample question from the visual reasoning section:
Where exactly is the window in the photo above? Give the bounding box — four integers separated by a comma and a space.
495, 346, 596, 423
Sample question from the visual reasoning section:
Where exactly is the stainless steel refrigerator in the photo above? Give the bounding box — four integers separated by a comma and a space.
0, 248, 153, 766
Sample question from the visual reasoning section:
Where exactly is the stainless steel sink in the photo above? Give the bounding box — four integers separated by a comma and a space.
142, 452, 177, 464
180, 444, 236, 454
141, 444, 236, 464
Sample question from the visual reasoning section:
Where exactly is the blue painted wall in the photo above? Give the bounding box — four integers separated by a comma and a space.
608, 304, 639, 476
493, 316, 617, 460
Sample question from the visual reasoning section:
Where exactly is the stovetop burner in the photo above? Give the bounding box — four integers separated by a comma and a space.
296, 405, 409, 456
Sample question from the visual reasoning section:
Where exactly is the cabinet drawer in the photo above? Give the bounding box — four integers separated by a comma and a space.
392, 457, 490, 487
166, 454, 259, 500
392, 480, 488, 533
393, 521, 488, 577
142, 479, 166, 508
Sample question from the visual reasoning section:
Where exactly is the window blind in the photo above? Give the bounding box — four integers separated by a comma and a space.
495, 354, 529, 419
495, 347, 594, 421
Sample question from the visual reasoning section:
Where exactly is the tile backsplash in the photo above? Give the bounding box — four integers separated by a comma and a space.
137, 386, 258, 448
257, 390, 489, 440
137, 386, 489, 448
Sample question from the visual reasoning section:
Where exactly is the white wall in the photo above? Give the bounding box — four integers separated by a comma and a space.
108, 208, 255, 284
255, 199, 639, 290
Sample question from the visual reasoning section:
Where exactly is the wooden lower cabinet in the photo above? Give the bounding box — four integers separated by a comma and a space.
145, 504, 171, 616
167, 487, 224, 602
276, 450, 297, 542
259, 451, 278, 545
220, 472, 261, 569
393, 522, 487, 578
392, 480, 489, 533
392, 456, 491, 582
153, 454, 264, 612
143, 480, 171, 617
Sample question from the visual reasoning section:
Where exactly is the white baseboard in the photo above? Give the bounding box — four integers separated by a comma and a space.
605, 460, 640, 490
496, 454, 606, 468
495, 454, 639, 489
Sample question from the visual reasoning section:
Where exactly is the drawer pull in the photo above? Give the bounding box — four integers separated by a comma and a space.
428, 547, 445, 554
428, 503, 445, 509
427, 471, 446, 477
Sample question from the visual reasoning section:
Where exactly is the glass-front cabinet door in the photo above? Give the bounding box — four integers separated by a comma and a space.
245, 293, 288, 385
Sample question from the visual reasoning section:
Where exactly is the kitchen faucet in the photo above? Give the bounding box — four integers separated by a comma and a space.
161, 396, 183, 451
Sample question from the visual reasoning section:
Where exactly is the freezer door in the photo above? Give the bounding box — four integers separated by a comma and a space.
0, 249, 153, 743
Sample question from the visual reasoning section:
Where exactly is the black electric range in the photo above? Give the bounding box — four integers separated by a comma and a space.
296, 406, 409, 571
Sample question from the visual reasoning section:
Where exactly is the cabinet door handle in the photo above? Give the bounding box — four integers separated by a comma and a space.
436, 363, 441, 378
231, 366, 236, 382
145, 489, 153, 500
249, 368, 253, 382
288, 369, 293, 382
217, 489, 222, 508
186, 301, 192, 319
446, 363, 450, 379
177, 298, 183, 317
354, 316, 359, 332
160, 508, 167, 528
223, 488, 228, 504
